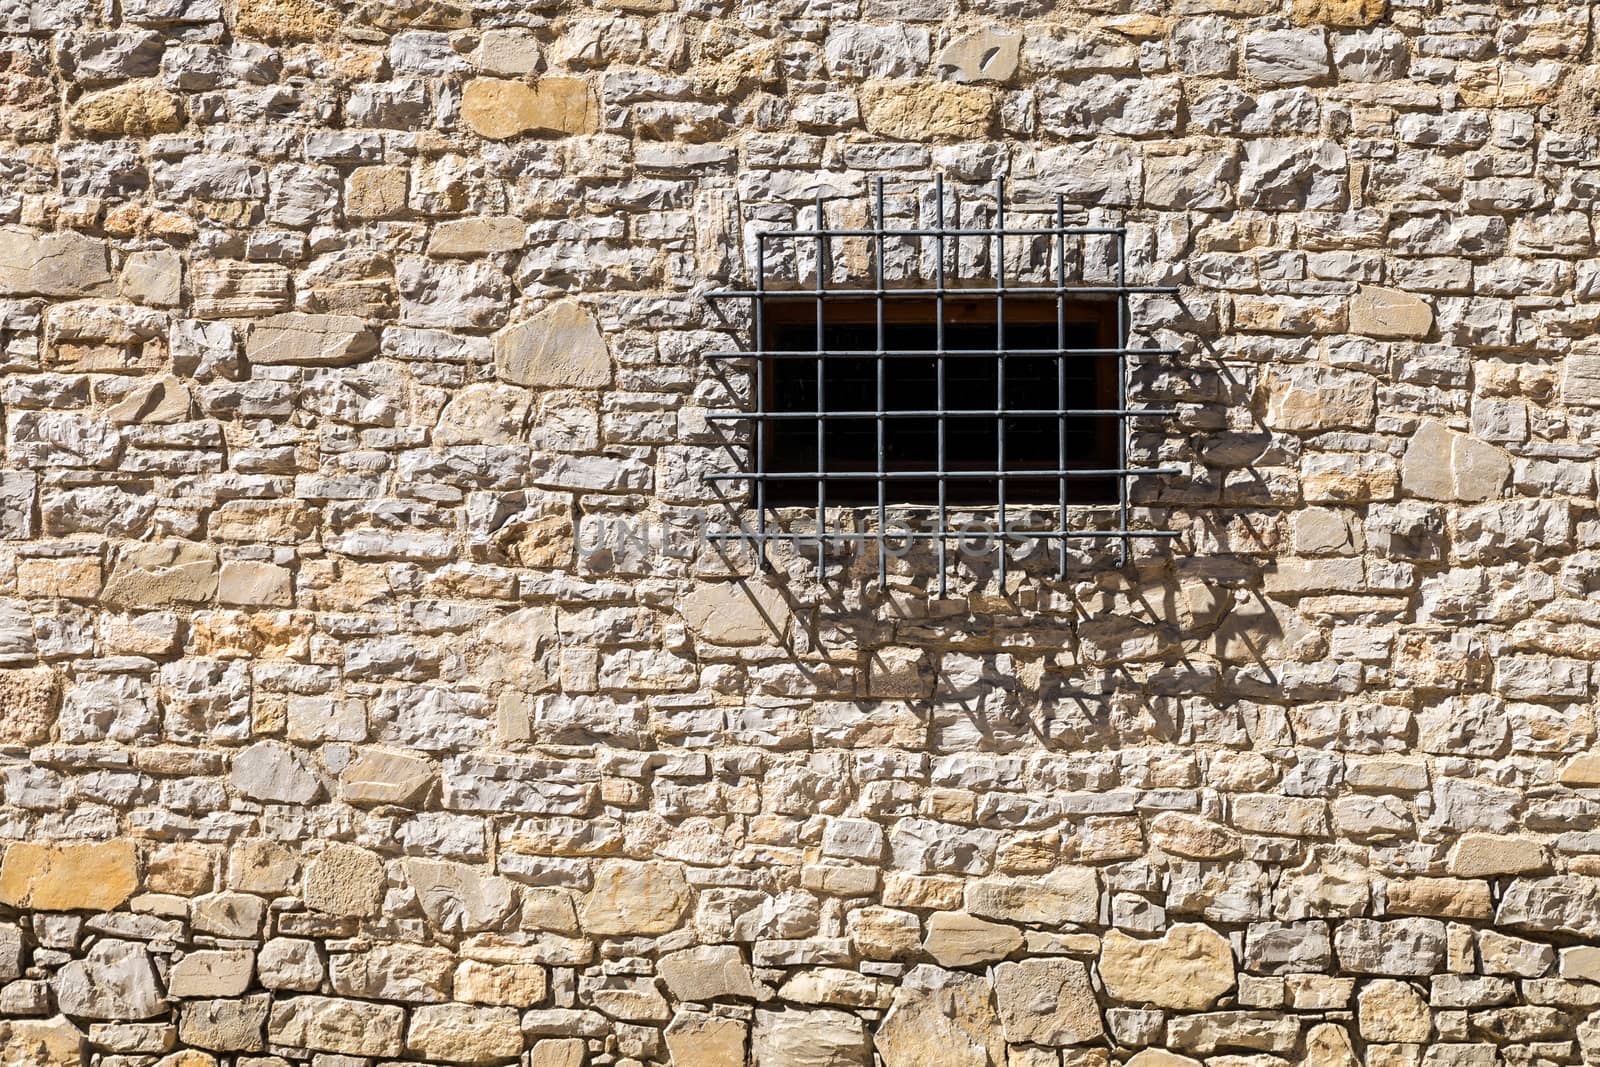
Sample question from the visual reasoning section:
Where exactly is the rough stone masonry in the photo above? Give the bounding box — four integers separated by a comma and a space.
3, 0, 1600, 1064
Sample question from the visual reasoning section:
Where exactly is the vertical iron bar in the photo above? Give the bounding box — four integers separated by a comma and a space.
994, 176, 1007, 588
1117, 227, 1128, 567
1055, 194, 1067, 582
754, 234, 768, 571
815, 192, 827, 579
934, 174, 948, 598
874, 178, 887, 589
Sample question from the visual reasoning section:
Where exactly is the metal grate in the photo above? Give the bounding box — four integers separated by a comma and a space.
705, 175, 1181, 592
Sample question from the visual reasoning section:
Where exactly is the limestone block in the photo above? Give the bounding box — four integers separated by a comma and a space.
434, 383, 534, 445
581, 859, 690, 935
176, 995, 270, 1053
752, 1008, 869, 1067
1385, 877, 1492, 921
657, 944, 764, 1001
191, 261, 289, 317
55, 940, 166, 1020
1496, 876, 1600, 938
876, 965, 1004, 1067
1149, 812, 1243, 860
230, 0, 340, 42
119, 250, 182, 306
460, 77, 597, 138
103, 541, 218, 608
680, 582, 792, 645
1333, 918, 1446, 975
229, 740, 321, 805
429, 216, 526, 256
346, 166, 408, 219
1099, 924, 1236, 1010
935, 27, 1021, 83
1358, 979, 1432, 1042
0, 839, 139, 910
454, 960, 547, 1006
340, 748, 435, 807
993, 958, 1105, 1046
1263, 366, 1376, 432
266, 996, 405, 1057
1304, 1023, 1359, 1067
474, 29, 542, 75
245, 312, 377, 366
330, 942, 453, 1002
494, 301, 610, 388
168, 950, 254, 999
105, 375, 192, 424
256, 939, 324, 992
1243, 29, 1330, 84
406, 1004, 523, 1064
921, 911, 1022, 967
192, 892, 266, 938
964, 869, 1099, 926
1399, 420, 1510, 503
228, 840, 298, 895
824, 24, 930, 79
1350, 285, 1434, 338
665, 1011, 747, 1067
217, 561, 292, 607
0, 228, 112, 297
859, 80, 995, 140
777, 968, 891, 1009
1125, 1055, 1201, 1067
0, 667, 59, 745
406, 858, 519, 933
69, 80, 182, 136
1, 1017, 85, 1067
303, 843, 384, 917
1291, 0, 1386, 25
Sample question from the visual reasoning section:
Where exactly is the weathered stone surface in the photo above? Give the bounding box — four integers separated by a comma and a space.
1350, 285, 1434, 338
2, 1016, 86, 1067
302, 843, 384, 917
876, 965, 1004, 1067
921, 911, 1023, 967
1358, 979, 1431, 1042
859, 80, 994, 139
1291, 0, 1386, 25
69, 80, 182, 137
752, 1008, 869, 1067
1333, 919, 1447, 975
580, 860, 689, 935
406, 858, 518, 933
657, 944, 764, 1001
0, 667, 58, 745
177, 995, 270, 1052
935, 28, 1021, 83
494, 302, 610, 389
331, 942, 451, 1002
680, 582, 793, 645
454, 960, 547, 1006
267, 996, 405, 1057
340, 748, 435, 807
665, 1010, 746, 1067
230, 741, 321, 805
230, 0, 339, 42
245, 312, 376, 366
0, 229, 112, 297
406, 1004, 522, 1063
460, 77, 597, 138
1400, 420, 1510, 503
168, 950, 254, 998
1099, 925, 1236, 1011
1496, 877, 1600, 939
103, 542, 218, 609
993, 958, 1104, 1046
1264, 366, 1376, 432
0, 839, 138, 911
55, 940, 165, 1020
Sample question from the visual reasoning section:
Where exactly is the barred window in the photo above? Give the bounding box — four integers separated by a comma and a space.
708, 177, 1178, 588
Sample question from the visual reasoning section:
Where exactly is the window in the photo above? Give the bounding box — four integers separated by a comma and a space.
707, 178, 1178, 586
760, 296, 1119, 507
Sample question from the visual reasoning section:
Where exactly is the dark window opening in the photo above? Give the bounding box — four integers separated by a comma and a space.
762, 296, 1120, 507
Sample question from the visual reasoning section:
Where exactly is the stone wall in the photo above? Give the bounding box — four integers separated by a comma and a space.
1, 0, 1599, 1064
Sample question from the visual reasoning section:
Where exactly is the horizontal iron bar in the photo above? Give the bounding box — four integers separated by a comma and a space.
708, 467, 1183, 481
704, 347, 1180, 360
705, 529, 1182, 541
705, 408, 1177, 420
706, 285, 1180, 299
755, 226, 1129, 238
